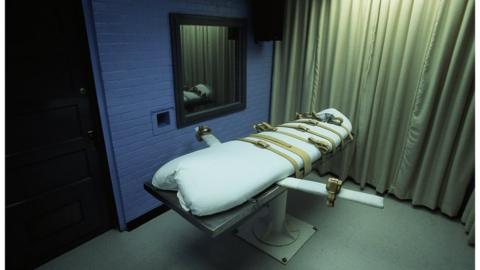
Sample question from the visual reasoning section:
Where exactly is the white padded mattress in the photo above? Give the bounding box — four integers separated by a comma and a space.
152, 108, 352, 216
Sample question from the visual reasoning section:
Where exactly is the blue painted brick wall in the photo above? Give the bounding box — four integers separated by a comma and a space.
87, 0, 273, 226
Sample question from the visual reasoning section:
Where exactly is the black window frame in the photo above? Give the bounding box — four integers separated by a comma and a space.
169, 13, 247, 128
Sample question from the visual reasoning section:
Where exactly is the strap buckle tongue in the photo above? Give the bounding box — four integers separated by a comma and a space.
253, 140, 269, 148
253, 122, 277, 132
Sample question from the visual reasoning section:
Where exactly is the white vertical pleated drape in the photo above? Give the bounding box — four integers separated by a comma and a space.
271, 0, 474, 243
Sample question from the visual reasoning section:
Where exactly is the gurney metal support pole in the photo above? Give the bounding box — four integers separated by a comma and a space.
235, 190, 316, 264
252, 191, 299, 246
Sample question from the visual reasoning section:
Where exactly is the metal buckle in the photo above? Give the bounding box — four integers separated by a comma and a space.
295, 112, 306, 120
196, 125, 212, 141
331, 117, 343, 125
253, 122, 277, 132
326, 177, 343, 207
254, 140, 269, 148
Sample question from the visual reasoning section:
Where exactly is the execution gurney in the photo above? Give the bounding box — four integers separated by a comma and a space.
144, 108, 383, 264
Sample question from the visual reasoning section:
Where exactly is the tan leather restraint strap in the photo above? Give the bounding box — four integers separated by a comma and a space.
272, 130, 330, 154
238, 138, 303, 178
253, 122, 277, 132
279, 124, 338, 152
296, 113, 354, 141
295, 119, 345, 146
253, 122, 331, 154
341, 125, 354, 141
250, 133, 312, 175
342, 126, 354, 141
330, 117, 354, 140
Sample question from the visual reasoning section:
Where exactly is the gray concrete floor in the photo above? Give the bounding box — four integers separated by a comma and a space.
39, 173, 474, 270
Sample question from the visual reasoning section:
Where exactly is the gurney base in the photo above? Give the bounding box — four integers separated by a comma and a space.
235, 191, 315, 265
236, 212, 316, 264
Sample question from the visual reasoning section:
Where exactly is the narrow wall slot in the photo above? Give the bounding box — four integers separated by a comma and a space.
156, 111, 170, 127
151, 109, 174, 136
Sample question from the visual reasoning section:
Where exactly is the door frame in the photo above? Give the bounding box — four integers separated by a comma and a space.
81, 0, 126, 230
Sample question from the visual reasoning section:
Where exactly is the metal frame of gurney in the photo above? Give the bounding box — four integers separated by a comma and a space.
144, 122, 384, 264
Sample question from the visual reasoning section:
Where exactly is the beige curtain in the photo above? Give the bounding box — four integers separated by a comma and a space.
271, 0, 474, 240
462, 190, 475, 245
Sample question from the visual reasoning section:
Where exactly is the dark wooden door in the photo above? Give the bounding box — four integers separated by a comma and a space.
6, 1, 115, 269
